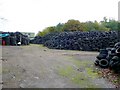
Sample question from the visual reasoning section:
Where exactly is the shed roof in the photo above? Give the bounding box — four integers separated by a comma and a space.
0, 33, 9, 37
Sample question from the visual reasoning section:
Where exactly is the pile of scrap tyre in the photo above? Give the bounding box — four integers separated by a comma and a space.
94, 42, 120, 73
1, 32, 30, 46
31, 31, 119, 51
30, 36, 42, 44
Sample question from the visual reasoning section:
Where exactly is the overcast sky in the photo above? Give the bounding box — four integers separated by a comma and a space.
0, 0, 119, 34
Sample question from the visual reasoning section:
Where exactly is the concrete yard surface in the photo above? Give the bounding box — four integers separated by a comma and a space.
1, 44, 115, 88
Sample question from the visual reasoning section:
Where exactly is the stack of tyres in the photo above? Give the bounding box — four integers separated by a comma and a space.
10, 36, 17, 46
1, 32, 30, 46
4, 36, 10, 45
30, 36, 42, 44
106, 48, 116, 61
109, 46, 120, 73
9, 32, 17, 46
21, 37, 26, 45
95, 49, 109, 68
13, 32, 30, 46
1, 32, 10, 45
23, 37, 28, 45
109, 56, 120, 73
31, 31, 119, 51
0, 38, 1, 45
94, 42, 120, 73
15, 32, 22, 45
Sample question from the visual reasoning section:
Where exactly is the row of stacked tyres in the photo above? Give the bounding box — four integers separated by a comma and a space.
0, 32, 30, 46
94, 42, 120, 73
30, 31, 119, 51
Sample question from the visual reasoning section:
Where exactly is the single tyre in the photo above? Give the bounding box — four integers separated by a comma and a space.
99, 59, 109, 68
114, 42, 120, 49
96, 54, 108, 60
116, 48, 120, 56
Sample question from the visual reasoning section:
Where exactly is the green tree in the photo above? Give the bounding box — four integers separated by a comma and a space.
103, 17, 108, 22
55, 23, 64, 32
63, 19, 83, 31
94, 20, 100, 30
37, 17, 119, 37
100, 17, 118, 31
84, 21, 96, 31
84, 20, 109, 31
118, 22, 120, 30
37, 26, 55, 36
106, 19, 118, 30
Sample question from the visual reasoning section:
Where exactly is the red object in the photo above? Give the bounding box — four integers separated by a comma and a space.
2, 40, 6, 46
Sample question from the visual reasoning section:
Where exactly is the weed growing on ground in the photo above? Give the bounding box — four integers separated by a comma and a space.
58, 57, 100, 88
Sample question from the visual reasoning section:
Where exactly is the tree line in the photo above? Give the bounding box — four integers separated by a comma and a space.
37, 17, 120, 36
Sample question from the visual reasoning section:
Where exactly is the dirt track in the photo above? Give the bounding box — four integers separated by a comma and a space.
1, 44, 115, 88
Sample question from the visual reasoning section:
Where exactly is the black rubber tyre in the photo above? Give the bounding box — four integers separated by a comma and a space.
109, 56, 120, 70
116, 48, 120, 56
114, 42, 120, 49
96, 54, 108, 60
99, 59, 109, 68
